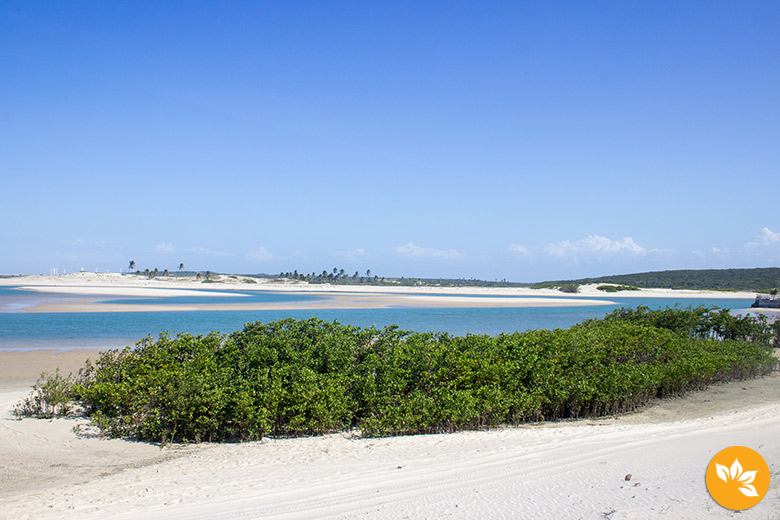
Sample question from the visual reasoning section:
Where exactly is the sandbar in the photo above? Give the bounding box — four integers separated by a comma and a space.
17, 286, 247, 298
19, 293, 616, 313
0, 273, 757, 314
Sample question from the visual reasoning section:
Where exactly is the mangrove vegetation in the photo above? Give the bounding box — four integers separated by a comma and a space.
16, 307, 778, 444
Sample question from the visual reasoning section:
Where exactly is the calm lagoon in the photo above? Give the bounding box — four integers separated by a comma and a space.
0, 286, 753, 351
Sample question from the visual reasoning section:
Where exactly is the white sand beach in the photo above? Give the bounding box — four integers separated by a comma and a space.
1, 274, 775, 518
0, 272, 759, 298
0, 348, 778, 519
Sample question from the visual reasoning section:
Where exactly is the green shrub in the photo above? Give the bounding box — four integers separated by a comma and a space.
14, 369, 76, 419
60, 312, 776, 443
596, 284, 640, 292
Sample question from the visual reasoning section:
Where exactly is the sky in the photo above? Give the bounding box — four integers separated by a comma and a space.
1, 2, 779, 282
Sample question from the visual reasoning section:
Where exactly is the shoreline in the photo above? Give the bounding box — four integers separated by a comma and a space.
0, 272, 758, 298
17, 294, 617, 314
0, 349, 105, 390
0, 273, 757, 315
1, 347, 778, 518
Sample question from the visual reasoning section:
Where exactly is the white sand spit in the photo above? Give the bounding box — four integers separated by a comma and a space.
0, 273, 758, 300
397, 295, 613, 307
3, 274, 757, 314
17, 286, 246, 298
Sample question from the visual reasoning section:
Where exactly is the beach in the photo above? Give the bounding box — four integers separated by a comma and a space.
0, 347, 778, 519
1, 274, 777, 518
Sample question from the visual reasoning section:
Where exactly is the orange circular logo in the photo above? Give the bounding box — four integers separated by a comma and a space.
706, 446, 770, 510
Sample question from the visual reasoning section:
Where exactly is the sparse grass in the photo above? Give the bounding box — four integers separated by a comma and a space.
14, 369, 76, 419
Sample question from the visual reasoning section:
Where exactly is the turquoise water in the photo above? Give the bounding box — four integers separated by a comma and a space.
0, 286, 319, 310
0, 286, 753, 351
99, 289, 320, 305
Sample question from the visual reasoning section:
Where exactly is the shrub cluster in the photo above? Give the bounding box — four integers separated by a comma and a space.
14, 369, 75, 419
65, 312, 775, 443
596, 284, 640, 292
602, 305, 780, 345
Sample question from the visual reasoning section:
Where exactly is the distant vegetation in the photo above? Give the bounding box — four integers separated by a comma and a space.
596, 284, 640, 293
276, 266, 778, 291
603, 305, 780, 345
271, 268, 529, 287
16, 308, 778, 443
38, 265, 779, 292
537, 267, 780, 292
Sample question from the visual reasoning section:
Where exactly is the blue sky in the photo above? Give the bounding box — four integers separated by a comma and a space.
2, 2, 778, 281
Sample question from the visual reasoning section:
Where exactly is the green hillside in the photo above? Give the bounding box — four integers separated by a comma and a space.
536, 267, 780, 292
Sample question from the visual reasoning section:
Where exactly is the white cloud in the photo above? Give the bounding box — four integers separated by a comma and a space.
544, 235, 647, 262
508, 244, 530, 256
745, 227, 780, 249
187, 247, 229, 257
758, 227, 780, 245
334, 248, 369, 262
155, 242, 175, 254
743, 228, 780, 262
692, 246, 731, 259
246, 246, 273, 261
394, 242, 465, 260
60, 239, 107, 248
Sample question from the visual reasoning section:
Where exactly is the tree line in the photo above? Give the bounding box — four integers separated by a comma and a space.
276, 268, 530, 288
536, 267, 780, 292
278, 268, 381, 285
127, 261, 218, 281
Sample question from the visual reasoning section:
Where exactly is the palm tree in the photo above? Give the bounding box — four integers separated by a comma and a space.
178, 263, 184, 271
129, 260, 136, 270
365, 269, 372, 278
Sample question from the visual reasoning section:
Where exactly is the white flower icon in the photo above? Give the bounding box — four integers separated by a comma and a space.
715, 458, 759, 497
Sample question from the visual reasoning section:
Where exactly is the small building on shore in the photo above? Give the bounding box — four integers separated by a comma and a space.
751, 294, 780, 309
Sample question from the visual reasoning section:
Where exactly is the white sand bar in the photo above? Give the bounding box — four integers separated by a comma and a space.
17, 285, 246, 298
0, 273, 758, 300
397, 295, 612, 307
2, 274, 756, 313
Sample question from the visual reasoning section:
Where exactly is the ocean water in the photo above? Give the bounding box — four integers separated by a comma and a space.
0, 286, 753, 350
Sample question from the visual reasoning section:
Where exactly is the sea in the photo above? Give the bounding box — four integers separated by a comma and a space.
0, 286, 755, 351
